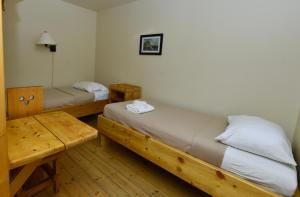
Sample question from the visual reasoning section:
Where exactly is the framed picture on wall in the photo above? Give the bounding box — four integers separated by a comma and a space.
139, 34, 163, 55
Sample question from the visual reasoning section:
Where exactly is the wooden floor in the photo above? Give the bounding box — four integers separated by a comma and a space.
35, 115, 210, 197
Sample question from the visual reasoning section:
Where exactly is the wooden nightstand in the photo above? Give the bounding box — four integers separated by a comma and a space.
109, 83, 141, 103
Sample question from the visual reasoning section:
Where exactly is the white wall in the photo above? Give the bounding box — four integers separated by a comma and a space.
95, 0, 300, 139
4, 0, 97, 88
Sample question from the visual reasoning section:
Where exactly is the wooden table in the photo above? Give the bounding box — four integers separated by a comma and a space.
7, 111, 98, 197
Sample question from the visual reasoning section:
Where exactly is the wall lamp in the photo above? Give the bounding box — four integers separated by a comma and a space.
37, 31, 57, 52
37, 31, 57, 87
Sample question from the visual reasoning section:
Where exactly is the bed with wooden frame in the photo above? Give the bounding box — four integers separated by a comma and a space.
6, 86, 108, 120
98, 101, 300, 197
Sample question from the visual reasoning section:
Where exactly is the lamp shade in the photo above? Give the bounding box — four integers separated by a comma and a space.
37, 31, 56, 45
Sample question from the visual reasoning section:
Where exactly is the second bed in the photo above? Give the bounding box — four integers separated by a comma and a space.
100, 100, 297, 197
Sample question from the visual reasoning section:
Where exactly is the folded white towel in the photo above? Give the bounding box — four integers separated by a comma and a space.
126, 100, 154, 114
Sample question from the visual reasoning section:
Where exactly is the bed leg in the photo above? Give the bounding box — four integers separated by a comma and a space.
99, 133, 110, 147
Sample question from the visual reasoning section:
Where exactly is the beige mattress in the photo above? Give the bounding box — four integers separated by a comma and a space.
104, 100, 228, 167
57, 87, 94, 104
44, 87, 94, 110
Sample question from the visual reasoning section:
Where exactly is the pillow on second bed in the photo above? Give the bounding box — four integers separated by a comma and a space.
216, 115, 296, 166
73, 81, 108, 93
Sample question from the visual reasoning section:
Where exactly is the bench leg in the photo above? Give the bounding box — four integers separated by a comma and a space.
53, 158, 60, 193
10, 161, 40, 196
10, 154, 61, 197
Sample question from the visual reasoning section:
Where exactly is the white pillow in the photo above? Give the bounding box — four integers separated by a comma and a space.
73, 81, 107, 93
216, 115, 296, 166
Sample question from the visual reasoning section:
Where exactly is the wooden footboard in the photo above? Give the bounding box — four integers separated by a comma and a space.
44, 100, 108, 118
98, 115, 282, 197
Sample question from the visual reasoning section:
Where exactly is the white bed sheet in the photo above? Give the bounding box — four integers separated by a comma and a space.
221, 147, 298, 196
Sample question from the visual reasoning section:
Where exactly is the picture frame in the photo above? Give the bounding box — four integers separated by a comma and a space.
139, 33, 163, 55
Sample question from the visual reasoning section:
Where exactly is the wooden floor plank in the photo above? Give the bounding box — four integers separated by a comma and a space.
88, 140, 209, 197
34, 167, 87, 197
72, 148, 147, 196
62, 162, 104, 197
65, 149, 132, 196
75, 143, 165, 197
62, 153, 114, 196
84, 141, 172, 197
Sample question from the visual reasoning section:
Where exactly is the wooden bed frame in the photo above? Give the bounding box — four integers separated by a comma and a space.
98, 115, 299, 197
44, 99, 108, 118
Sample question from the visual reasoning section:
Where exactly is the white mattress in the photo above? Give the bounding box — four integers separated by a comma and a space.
222, 147, 298, 196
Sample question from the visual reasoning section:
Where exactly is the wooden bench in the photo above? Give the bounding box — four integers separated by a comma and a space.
7, 111, 98, 197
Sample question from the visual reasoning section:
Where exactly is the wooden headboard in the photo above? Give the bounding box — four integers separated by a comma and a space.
293, 110, 300, 184
6, 86, 43, 119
